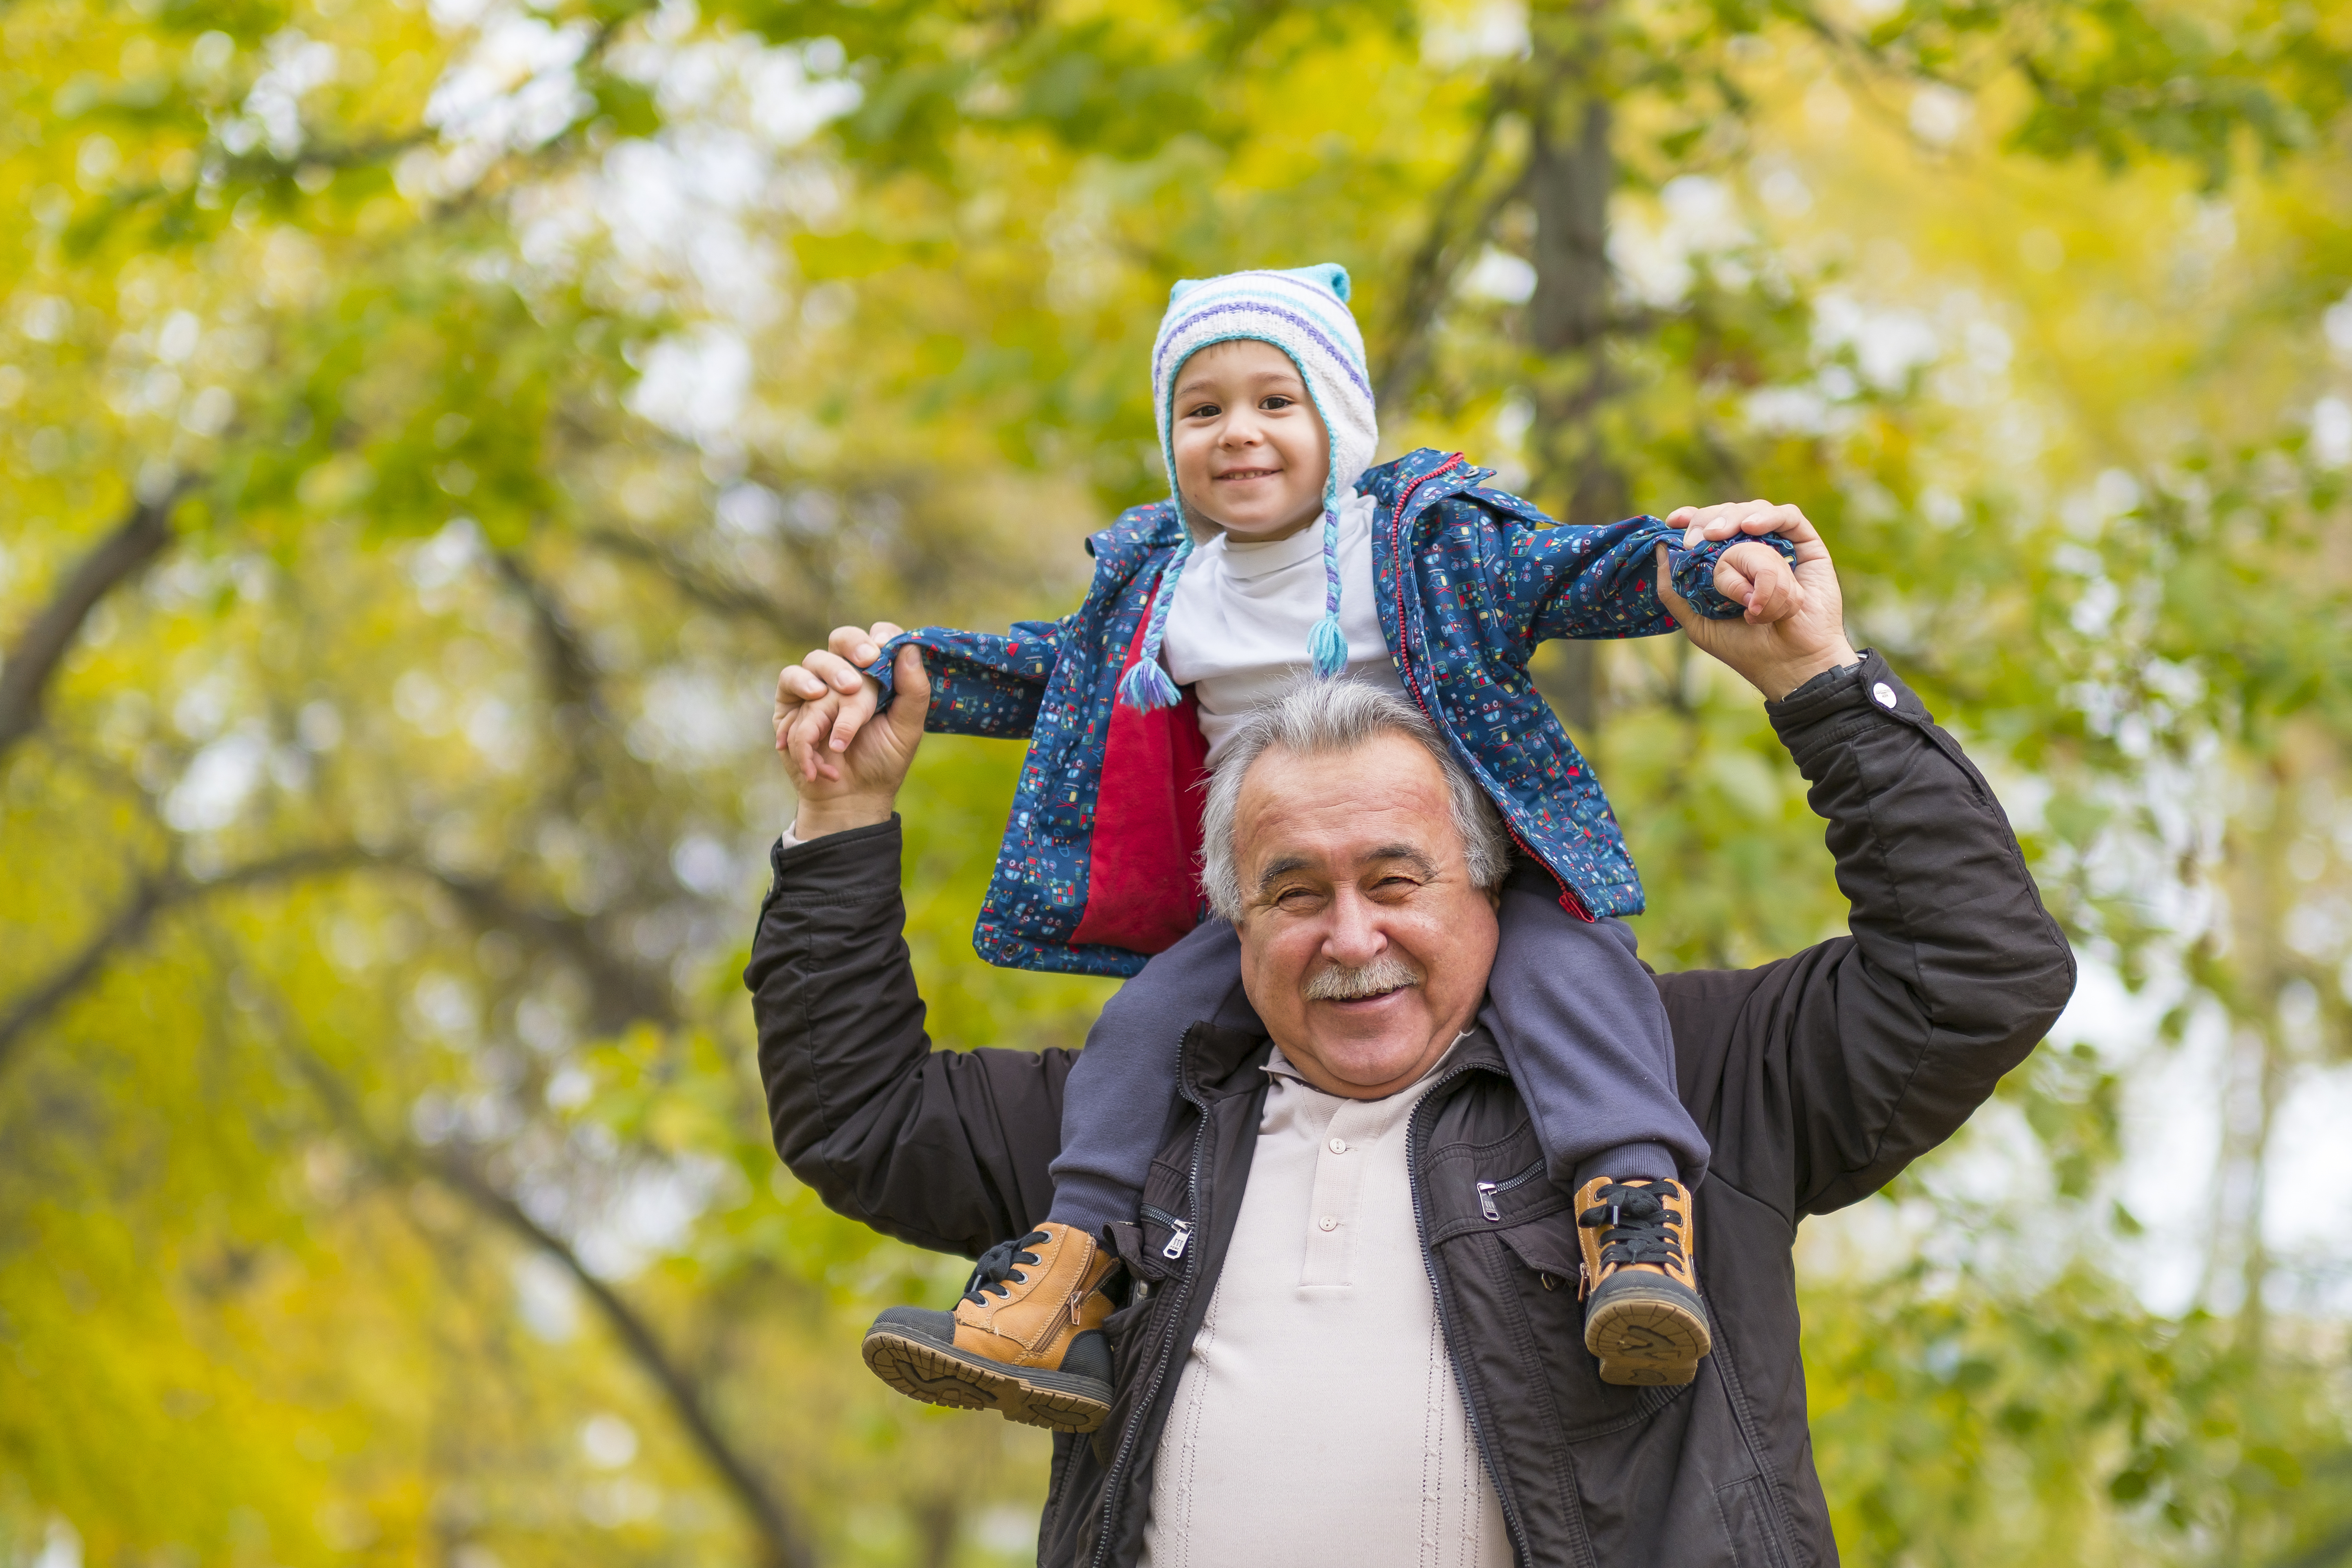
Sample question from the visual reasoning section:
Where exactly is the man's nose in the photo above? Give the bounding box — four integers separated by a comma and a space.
1320, 887, 1385, 965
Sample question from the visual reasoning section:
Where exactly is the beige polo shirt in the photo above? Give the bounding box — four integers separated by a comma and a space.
1141, 1036, 1512, 1568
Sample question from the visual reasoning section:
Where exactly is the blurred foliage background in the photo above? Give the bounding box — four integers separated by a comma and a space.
5, 0, 2352, 1562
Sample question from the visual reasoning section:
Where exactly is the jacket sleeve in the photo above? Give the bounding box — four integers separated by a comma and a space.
865, 617, 1070, 739
1655, 653, 2077, 1220
742, 817, 1072, 1256
1476, 488, 1797, 653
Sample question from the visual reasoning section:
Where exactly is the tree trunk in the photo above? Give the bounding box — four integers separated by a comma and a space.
2205, 749, 2306, 1359
1523, 0, 1621, 736
913, 1492, 960, 1568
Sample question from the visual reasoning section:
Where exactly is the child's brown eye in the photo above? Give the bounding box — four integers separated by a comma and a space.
1187, 402, 1221, 419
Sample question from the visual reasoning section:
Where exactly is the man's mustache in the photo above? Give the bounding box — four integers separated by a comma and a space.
1303, 953, 1422, 1002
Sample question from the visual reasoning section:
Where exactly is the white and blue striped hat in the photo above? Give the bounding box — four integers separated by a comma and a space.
1120, 263, 1379, 711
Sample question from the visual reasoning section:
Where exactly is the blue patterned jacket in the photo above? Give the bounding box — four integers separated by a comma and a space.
871, 448, 1788, 978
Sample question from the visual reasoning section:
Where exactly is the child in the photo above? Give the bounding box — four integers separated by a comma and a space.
773, 265, 1802, 1432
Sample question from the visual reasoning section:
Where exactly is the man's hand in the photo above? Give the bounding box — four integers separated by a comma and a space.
1657, 501, 1858, 701
774, 624, 928, 839
775, 623, 900, 785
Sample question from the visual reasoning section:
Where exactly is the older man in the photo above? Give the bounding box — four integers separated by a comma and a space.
745, 526, 2074, 1567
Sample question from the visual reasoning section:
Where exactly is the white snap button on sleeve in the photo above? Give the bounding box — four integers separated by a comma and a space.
1873, 681, 1897, 709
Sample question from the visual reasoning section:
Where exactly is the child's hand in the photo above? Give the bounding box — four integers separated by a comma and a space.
1715, 541, 1802, 624
774, 621, 903, 784
1667, 499, 1812, 625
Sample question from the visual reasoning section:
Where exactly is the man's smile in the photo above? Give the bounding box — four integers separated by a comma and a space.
1302, 952, 1424, 1012
1319, 986, 1413, 1016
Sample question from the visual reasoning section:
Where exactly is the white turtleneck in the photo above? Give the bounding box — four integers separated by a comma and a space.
1160, 489, 1406, 764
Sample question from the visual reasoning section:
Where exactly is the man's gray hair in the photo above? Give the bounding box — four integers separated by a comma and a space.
1199, 677, 1511, 923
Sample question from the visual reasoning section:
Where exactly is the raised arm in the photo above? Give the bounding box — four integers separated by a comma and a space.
1477, 486, 1801, 650
1649, 518, 2077, 1218
746, 820, 1071, 1256
775, 616, 1069, 786
870, 618, 1069, 738
750, 643, 1069, 1255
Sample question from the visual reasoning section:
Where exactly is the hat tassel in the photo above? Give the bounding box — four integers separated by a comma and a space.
1307, 503, 1347, 679
1118, 535, 1191, 712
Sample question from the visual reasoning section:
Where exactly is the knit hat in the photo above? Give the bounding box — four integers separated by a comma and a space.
1120, 263, 1379, 711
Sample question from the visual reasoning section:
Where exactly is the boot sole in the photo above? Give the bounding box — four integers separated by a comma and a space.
1585, 1287, 1711, 1386
1597, 1357, 1699, 1387
862, 1329, 1112, 1433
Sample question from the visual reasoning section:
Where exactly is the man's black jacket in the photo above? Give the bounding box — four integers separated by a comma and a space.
744, 654, 2076, 1568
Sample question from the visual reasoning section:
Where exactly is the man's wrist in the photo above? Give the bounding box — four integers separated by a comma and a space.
1752, 639, 1861, 702
1774, 657, 1864, 707
791, 794, 897, 841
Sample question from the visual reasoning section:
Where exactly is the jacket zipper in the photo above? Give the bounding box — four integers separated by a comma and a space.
1087, 1046, 1215, 1568
1407, 1060, 1534, 1567
1381, 457, 1594, 924
1093, 1047, 1537, 1566
1475, 1160, 1545, 1221
1138, 1204, 1192, 1260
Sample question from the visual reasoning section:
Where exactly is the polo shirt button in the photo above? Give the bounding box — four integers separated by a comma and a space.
1328, 1137, 1347, 1154
1318, 1215, 1339, 1232
1872, 682, 1897, 709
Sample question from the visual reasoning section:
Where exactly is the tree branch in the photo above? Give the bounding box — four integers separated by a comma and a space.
431, 1152, 815, 1568
1374, 86, 1522, 412
581, 527, 806, 640
0, 844, 368, 1076
0, 481, 193, 764
0, 830, 679, 1081
414, 859, 677, 1032
269, 1029, 815, 1568
493, 548, 606, 718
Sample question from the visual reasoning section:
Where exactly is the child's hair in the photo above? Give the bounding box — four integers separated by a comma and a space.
1122, 264, 1379, 711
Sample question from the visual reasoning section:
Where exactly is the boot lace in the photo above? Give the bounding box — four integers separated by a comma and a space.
962, 1229, 1051, 1305
1577, 1180, 1686, 1271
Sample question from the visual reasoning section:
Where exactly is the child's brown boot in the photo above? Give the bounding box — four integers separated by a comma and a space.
1574, 1176, 1711, 1387
861, 1222, 1118, 1432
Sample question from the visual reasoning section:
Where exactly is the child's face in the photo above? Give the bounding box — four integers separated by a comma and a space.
1169, 338, 1331, 541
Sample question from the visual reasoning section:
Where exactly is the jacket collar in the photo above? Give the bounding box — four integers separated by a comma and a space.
1086, 498, 1185, 561
1088, 450, 1488, 563
1176, 1022, 1276, 1104
1357, 448, 1492, 521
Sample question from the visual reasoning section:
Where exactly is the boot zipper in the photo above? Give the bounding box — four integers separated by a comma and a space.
1475, 1161, 1545, 1221
1140, 1204, 1192, 1260
1021, 1291, 1076, 1356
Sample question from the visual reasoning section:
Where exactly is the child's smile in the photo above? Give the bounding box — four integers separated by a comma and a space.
1171, 338, 1332, 542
